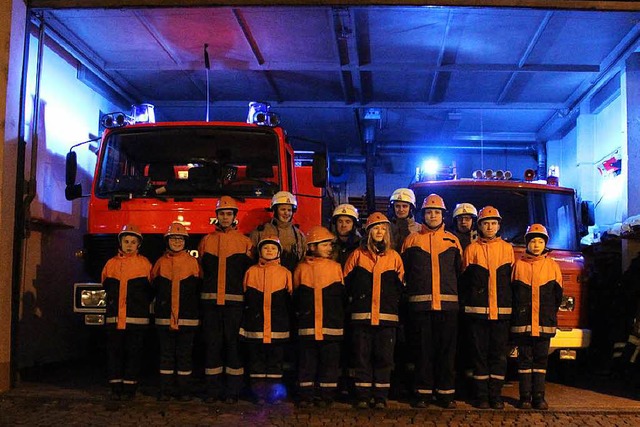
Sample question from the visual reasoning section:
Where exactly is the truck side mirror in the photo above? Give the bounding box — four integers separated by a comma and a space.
312, 152, 327, 188
65, 151, 82, 200
581, 200, 595, 227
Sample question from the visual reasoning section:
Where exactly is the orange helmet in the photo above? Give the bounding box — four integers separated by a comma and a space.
525, 223, 549, 243
258, 235, 282, 253
421, 193, 446, 211
477, 206, 502, 222
165, 221, 189, 238
306, 226, 335, 245
118, 224, 142, 241
216, 195, 238, 212
365, 212, 390, 231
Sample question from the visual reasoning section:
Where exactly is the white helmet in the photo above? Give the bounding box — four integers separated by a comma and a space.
332, 203, 359, 223
390, 188, 416, 209
452, 203, 478, 219
270, 191, 297, 211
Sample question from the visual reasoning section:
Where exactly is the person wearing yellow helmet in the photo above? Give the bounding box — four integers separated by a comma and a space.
331, 203, 362, 268
102, 224, 152, 401
343, 212, 405, 409
460, 206, 515, 410
511, 224, 562, 410
388, 188, 421, 250
240, 235, 293, 405
250, 191, 307, 273
293, 226, 345, 407
152, 222, 201, 402
198, 195, 253, 404
401, 194, 463, 409
451, 202, 478, 250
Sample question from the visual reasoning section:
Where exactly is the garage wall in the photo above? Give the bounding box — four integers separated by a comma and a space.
18, 31, 120, 368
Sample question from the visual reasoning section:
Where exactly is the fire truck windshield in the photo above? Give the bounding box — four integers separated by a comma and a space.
96, 126, 282, 199
412, 186, 580, 251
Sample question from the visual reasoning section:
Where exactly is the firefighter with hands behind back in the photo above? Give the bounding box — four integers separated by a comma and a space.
293, 226, 345, 408
343, 212, 405, 410
198, 196, 254, 404
152, 222, 201, 402
389, 188, 422, 251
511, 224, 563, 410
451, 203, 478, 251
240, 235, 293, 406
401, 194, 462, 409
331, 203, 362, 268
460, 206, 514, 409
251, 191, 307, 273
102, 224, 153, 401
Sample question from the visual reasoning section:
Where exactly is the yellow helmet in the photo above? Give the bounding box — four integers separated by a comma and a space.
165, 221, 189, 238
270, 191, 298, 211
306, 226, 335, 245
365, 212, 390, 231
390, 188, 416, 209
118, 224, 143, 241
332, 203, 359, 223
452, 203, 478, 218
216, 195, 238, 212
421, 193, 446, 211
525, 223, 549, 243
477, 206, 502, 222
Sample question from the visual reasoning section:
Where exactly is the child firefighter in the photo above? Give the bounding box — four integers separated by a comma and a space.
152, 222, 201, 402
102, 224, 152, 400
240, 235, 293, 405
293, 226, 345, 407
511, 224, 563, 410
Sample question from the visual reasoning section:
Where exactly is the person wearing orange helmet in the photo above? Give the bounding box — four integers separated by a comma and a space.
388, 188, 421, 251
250, 191, 307, 273
152, 222, 201, 402
293, 226, 345, 407
343, 212, 404, 409
401, 194, 463, 409
240, 235, 293, 405
102, 224, 152, 401
511, 224, 563, 410
331, 203, 362, 268
460, 206, 515, 409
198, 196, 254, 404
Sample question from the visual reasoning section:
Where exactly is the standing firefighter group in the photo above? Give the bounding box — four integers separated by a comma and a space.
101, 188, 563, 411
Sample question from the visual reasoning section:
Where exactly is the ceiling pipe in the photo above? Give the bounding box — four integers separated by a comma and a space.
377, 143, 536, 154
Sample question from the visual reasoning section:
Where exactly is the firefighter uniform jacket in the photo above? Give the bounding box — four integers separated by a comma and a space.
293, 256, 345, 341
343, 247, 405, 327
333, 234, 361, 268
250, 218, 307, 272
511, 252, 563, 338
402, 225, 462, 312
453, 229, 478, 251
102, 251, 152, 329
240, 258, 293, 343
152, 250, 201, 330
199, 226, 253, 306
390, 217, 421, 251
461, 237, 514, 320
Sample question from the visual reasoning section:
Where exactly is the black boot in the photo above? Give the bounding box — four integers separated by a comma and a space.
177, 375, 193, 402
473, 379, 490, 409
157, 374, 172, 401
518, 373, 532, 409
121, 382, 137, 401
488, 378, 504, 410
532, 373, 548, 410
109, 382, 122, 401
204, 375, 220, 403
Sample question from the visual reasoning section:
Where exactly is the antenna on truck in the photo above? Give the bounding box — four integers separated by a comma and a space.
204, 43, 211, 122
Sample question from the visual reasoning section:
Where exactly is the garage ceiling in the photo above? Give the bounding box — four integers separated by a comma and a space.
36, 5, 640, 162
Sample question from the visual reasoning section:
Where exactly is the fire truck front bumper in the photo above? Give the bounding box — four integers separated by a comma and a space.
549, 328, 592, 359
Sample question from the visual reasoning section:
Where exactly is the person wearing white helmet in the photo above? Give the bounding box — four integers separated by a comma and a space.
451, 202, 478, 250
250, 190, 307, 273
389, 187, 421, 251
511, 224, 562, 411
102, 224, 152, 401
152, 222, 201, 402
331, 203, 362, 268
198, 196, 253, 404
460, 206, 515, 410
401, 194, 463, 409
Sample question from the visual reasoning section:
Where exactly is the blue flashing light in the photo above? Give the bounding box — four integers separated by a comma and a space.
421, 158, 440, 176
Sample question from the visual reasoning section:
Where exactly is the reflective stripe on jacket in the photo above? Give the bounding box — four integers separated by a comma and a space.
511, 252, 563, 337
402, 224, 462, 312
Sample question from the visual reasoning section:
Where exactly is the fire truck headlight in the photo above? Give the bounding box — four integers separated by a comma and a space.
559, 296, 575, 312
81, 290, 107, 308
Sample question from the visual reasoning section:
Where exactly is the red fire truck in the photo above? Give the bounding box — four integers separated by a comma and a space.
410, 170, 594, 360
66, 105, 326, 325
